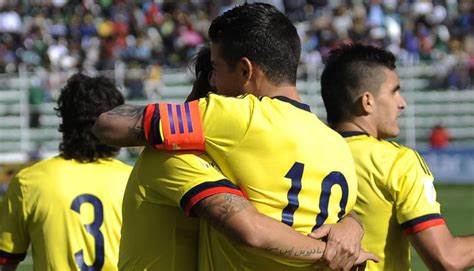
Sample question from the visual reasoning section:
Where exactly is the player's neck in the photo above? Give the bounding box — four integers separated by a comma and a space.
334, 119, 377, 137
257, 85, 301, 102
247, 71, 301, 101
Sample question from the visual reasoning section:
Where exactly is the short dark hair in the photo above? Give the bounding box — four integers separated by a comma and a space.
55, 73, 124, 162
186, 44, 214, 102
321, 43, 396, 126
209, 2, 301, 85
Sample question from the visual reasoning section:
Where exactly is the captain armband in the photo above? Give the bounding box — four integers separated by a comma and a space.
143, 101, 205, 151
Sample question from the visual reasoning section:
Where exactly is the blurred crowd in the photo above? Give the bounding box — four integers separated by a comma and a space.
0, 0, 473, 93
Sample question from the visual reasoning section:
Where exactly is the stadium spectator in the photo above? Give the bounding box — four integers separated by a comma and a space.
320, 43, 474, 271
27, 142, 45, 162
429, 124, 451, 149
0, 73, 132, 270
28, 78, 44, 128
94, 3, 377, 270
124, 61, 146, 100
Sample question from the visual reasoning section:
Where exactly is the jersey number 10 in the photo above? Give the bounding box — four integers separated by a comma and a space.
282, 162, 349, 231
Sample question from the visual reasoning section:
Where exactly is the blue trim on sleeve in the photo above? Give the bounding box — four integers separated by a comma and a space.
179, 179, 240, 210
400, 213, 442, 229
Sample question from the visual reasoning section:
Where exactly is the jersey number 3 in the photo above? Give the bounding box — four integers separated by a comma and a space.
282, 162, 349, 231
71, 194, 105, 271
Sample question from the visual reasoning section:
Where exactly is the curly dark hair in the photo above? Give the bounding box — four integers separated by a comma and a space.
55, 73, 124, 162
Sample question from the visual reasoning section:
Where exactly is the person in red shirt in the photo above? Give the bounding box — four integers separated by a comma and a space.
429, 124, 451, 149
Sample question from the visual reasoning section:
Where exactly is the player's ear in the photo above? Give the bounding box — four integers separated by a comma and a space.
239, 57, 253, 85
361, 91, 375, 114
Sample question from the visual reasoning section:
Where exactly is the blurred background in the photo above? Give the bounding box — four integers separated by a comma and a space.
0, 0, 472, 270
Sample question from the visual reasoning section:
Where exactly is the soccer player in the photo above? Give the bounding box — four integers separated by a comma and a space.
320, 43, 474, 270
94, 4, 378, 271
0, 74, 132, 270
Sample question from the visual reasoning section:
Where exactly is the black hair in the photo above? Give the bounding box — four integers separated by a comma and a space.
186, 44, 214, 102
320, 43, 396, 126
55, 73, 124, 162
208, 2, 301, 85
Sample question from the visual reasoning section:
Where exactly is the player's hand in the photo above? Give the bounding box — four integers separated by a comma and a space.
351, 249, 379, 270
308, 214, 365, 270
312, 250, 378, 271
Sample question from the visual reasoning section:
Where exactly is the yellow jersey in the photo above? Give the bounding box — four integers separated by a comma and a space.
0, 156, 132, 270
118, 149, 236, 270
148, 93, 358, 270
342, 132, 444, 271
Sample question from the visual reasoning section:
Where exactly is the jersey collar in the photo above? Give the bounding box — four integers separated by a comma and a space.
338, 131, 368, 138
272, 96, 311, 112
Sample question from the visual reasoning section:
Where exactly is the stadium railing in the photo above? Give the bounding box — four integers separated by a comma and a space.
0, 64, 473, 167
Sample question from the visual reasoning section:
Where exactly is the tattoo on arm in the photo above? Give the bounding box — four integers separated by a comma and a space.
196, 193, 251, 234
106, 104, 145, 118
106, 104, 146, 142
265, 246, 324, 257
196, 193, 325, 258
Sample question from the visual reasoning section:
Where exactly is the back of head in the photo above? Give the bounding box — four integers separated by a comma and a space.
209, 2, 301, 85
55, 73, 124, 162
320, 43, 396, 126
186, 44, 214, 102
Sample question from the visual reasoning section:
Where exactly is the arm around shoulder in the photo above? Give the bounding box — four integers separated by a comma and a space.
193, 193, 326, 261
92, 104, 147, 147
409, 223, 474, 270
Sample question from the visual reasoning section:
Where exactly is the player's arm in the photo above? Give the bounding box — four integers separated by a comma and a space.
0, 176, 29, 270
193, 193, 377, 265
395, 150, 474, 270
408, 225, 474, 270
194, 192, 326, 261
92, 104, 147, 147
0, 263, 18, 271
95, 98, 244, 152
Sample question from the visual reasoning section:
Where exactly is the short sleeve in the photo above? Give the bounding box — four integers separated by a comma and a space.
148, 94, 253, 152
198, 94, 253, 153
390, 149, 444, 234
138, 148, 244, 216
0, 175, 29, 263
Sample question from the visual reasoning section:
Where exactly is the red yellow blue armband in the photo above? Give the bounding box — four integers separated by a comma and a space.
143, 101, 205, 151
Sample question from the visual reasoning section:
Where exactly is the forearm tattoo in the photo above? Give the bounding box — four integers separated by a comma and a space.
106, 104, 146, 142
197, 193, 251, 232
265, 246, 324, 257
197, 193, 324, 258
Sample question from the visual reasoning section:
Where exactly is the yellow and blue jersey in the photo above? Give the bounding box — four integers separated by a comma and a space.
0, 156, 131, 270
118, 149, 234, 270
145, 93, 358, 270
341, 132, 444, 271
